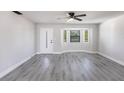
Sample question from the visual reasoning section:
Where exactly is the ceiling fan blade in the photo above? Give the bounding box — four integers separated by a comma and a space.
74, 17, 82, 21
12, 11, 23, 15
74, 14, 86, 17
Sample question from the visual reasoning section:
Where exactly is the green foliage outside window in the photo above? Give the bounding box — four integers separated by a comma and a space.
64, 30, 67, 42
84, 30, 88, 42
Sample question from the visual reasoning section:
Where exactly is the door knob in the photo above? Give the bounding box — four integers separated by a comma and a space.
50, 40, 54, 43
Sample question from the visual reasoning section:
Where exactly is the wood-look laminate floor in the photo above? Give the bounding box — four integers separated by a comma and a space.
1, 52, 124, 81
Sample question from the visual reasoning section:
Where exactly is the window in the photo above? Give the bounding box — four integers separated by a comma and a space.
70, 30, 80, 42
83, 29, 89, 42
63, 28, 89, 43
64, 30, 67, 42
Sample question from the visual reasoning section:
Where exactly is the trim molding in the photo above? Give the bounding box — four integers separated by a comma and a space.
97, 52, 124, 66
0, 53, 36, 79
36, 50, 97, 54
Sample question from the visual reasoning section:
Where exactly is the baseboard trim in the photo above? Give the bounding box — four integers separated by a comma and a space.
36, 50, 97, 54
97, 52, 124, 66
0, 53, 36, 79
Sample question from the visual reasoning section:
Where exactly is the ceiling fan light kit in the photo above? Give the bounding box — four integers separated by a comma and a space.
67, 18, 74, 22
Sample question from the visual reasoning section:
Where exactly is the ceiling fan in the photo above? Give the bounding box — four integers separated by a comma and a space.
58, 12, 86, 22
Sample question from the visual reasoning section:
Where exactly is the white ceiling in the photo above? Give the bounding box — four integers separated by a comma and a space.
21, 11, 124, 24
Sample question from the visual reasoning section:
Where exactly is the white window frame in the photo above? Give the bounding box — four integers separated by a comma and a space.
61, 28, 89, 44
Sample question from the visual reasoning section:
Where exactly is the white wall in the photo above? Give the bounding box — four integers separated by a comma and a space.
36, 23, 99, 53
99, 15, 124, 64
0, 12, 35, 73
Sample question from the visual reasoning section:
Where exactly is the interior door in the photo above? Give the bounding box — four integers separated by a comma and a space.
40, 28, 54, 53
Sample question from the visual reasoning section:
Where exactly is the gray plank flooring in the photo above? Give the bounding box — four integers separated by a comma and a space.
1, 52, 124, 81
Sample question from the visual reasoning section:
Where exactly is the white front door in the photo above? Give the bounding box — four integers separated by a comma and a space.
40, 28, 54, 53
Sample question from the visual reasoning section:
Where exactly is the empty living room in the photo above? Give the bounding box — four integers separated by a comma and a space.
1, 0, 124, 92
0, 11, 124, 81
